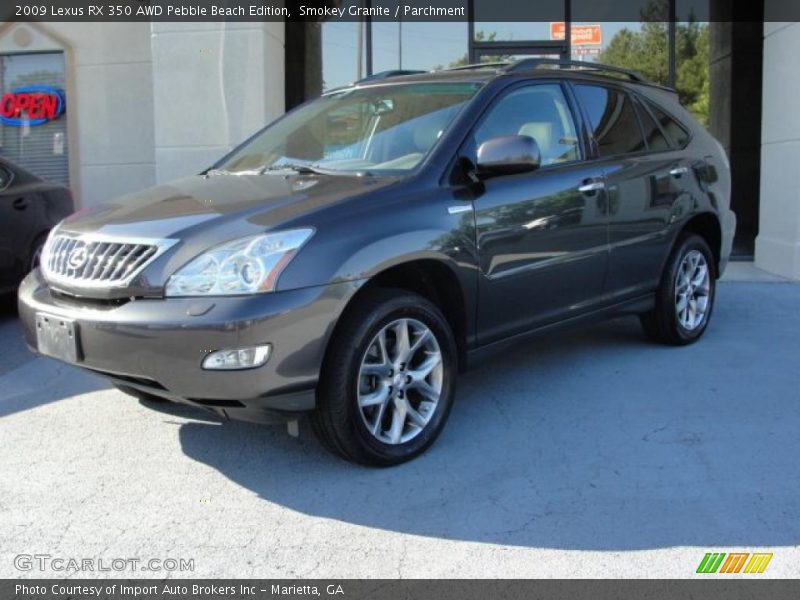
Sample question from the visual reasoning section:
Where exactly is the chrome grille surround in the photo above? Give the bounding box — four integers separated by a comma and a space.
40, 232, 178, 290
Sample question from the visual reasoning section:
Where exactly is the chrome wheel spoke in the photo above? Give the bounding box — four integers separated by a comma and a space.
691, 265, 708, 287
388, 402, 407, 444
393, 319, 411, 363
408, 378, 440, 402
361, 362, 391, 377
370, 400, 389, 436
407, 329, 431, 359
407, 351, 442, 382
359, 384, 389, 408
405, 401, 428, 429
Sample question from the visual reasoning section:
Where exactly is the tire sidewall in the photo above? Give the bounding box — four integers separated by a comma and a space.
666, 235, 716, 342
342, 295, 457, 464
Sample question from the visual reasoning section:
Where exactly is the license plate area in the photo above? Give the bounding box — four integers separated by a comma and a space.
36, 313, 80, 363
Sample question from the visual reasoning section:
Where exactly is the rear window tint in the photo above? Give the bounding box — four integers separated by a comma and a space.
576, 85, 646, 157
645, 99, 690, 148
635, 100, 671, 151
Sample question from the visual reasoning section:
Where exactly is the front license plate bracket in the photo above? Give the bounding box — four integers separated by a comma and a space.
35, 313, 81, 363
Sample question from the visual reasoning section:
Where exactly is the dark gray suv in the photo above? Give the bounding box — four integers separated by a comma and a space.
18, 60, 735, 466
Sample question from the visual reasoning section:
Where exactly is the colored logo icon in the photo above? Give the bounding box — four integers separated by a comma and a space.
696, 552, 773, 574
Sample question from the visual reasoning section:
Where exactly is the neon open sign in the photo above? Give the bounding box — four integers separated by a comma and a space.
0, 85, 65, 126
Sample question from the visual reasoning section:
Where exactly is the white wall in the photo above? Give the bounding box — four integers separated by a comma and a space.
0, 20, 286, 208
756, 21, 800, 279
150, 22, 285, 183
0, 22, 156, 208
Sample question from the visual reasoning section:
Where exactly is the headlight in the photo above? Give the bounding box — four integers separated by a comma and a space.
165, 228, 313, 297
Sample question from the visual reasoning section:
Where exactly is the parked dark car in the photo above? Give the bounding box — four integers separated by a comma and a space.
0, 157, 72, 294
18, 60, 735, 466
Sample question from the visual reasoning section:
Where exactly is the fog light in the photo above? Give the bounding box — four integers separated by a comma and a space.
202, 344, 271, 370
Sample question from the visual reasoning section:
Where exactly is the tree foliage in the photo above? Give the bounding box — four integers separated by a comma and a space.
598, 21, 710, 126
435, 31, 510, 70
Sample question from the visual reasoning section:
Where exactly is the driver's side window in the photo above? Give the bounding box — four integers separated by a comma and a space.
474, 84, 581, 166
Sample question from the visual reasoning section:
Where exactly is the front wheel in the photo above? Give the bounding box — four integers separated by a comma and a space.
640, 233, 716, 345
312, 289, 458, 466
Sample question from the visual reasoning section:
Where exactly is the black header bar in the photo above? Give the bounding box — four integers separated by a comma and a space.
0, 0, 788, 23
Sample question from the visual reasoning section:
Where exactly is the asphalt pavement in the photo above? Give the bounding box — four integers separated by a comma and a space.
1, 282, 798, 578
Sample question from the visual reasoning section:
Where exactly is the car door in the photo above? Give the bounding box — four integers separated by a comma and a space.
573, 83, 693, 301
464, 82, 610, 344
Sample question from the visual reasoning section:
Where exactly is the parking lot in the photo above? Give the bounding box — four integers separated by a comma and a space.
1, 280, 799, 578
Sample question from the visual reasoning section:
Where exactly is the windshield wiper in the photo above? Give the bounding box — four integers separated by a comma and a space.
264, 163, 328, 175
206, 168, 264, 177
264, 163, 376, 177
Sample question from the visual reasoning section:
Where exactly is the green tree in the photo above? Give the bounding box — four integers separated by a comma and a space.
434, 31, 510, 70
597, 21, 710, 127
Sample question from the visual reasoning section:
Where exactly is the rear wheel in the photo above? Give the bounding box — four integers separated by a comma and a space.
640, 234, 716, 345
312, 288, 457, 466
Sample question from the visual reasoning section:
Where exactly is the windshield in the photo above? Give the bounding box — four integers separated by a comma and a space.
216, 82, 481, 175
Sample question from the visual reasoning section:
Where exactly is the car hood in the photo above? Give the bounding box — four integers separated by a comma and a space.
60, 172, 397, 239
47, 172, 399, 298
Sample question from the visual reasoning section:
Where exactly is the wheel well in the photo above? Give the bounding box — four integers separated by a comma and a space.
350, 260, 469, 369
681, 213, 722, 275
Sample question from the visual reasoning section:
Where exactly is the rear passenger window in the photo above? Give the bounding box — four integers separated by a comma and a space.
635, 100, 671, 151
576, 85, 646, 157
644, 100, 690, 148
0, 166, 12, 191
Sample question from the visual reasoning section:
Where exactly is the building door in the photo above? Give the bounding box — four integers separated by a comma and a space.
0, 52, 69, 185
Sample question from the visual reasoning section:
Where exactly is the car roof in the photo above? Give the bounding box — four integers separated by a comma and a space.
330, 59, 675, 96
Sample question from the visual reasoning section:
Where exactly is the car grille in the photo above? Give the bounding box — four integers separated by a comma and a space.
42, 234, 176, 288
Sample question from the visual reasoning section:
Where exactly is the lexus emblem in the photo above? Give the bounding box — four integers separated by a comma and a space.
67, 245, 89, 270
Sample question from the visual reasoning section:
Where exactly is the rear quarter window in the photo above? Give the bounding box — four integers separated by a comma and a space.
575, 84, 647, 157
634, 99, 671, 152
643, 99, 691, 148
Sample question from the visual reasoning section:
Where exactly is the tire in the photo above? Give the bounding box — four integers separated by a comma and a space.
311, 288, 458, 466
640, 233, 716, 345
113, 383, 169, 403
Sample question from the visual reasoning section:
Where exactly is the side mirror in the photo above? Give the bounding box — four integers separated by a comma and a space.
476, 135, 541, 178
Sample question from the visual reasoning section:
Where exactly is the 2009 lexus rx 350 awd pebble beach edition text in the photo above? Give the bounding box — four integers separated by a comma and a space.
18, 60, 735, 465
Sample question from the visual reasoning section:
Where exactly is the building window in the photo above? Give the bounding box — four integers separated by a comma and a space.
0, 51, 69, 184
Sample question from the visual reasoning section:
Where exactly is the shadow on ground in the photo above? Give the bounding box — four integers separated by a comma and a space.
178, 283, 800, 550
0, 294, 108, 417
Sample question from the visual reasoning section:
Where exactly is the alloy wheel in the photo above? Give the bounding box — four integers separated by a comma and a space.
674, 249, 711, 331
357, 318, 443, 445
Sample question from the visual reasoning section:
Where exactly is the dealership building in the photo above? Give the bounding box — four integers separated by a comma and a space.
0, 1, 798, 279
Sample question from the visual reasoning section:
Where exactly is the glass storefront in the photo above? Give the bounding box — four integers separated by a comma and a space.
315, 1, 757, 257
0, 52, 69, 184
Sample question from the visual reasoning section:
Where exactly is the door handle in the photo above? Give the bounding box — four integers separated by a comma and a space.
578, 181, 605, 194
12, 197, 29, 210
669, 166, 689, 178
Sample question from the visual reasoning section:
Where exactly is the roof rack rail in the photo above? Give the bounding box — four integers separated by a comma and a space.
355, 69, 427, 84
503, 58, 649, 84
443, 62, 510, 72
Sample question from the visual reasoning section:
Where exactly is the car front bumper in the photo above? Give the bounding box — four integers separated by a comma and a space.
18, 269, 359, 423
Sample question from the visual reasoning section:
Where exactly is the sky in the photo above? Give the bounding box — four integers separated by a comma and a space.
321, 21, 642, 90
